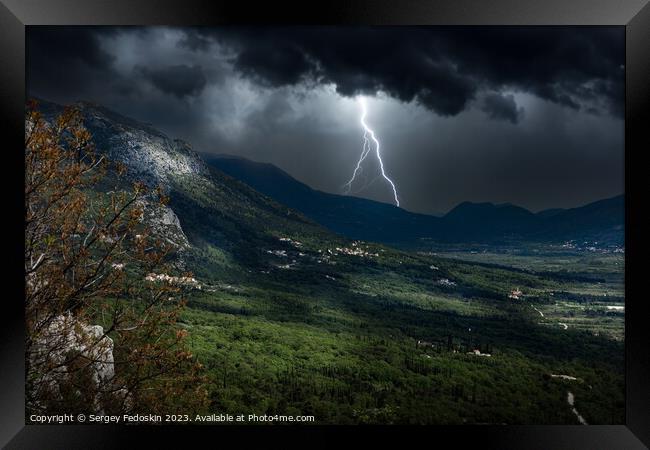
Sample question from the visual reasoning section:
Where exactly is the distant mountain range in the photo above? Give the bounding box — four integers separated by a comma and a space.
203, 154, 624, 247
33, 97, 623, 254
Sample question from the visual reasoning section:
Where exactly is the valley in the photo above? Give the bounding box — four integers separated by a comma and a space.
178, 236, 624, 424
35, 99, 625, 425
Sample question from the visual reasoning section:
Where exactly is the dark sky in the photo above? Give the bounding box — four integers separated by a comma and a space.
27, 26, 625, 214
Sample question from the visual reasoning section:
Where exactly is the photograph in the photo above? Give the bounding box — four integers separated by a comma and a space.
24, 25, 627, 426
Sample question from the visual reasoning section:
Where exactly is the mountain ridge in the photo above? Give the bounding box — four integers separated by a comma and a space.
203, 153, 624, 247
33, 97, 623, 252
32, 98, 340, 280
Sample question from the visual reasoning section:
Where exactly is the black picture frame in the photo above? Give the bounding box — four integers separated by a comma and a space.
1, 1, 648, 448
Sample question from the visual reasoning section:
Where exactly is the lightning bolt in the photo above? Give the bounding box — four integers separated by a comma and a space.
343, 97, 400, 207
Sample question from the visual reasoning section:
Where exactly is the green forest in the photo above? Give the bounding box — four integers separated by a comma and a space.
26, 102, 625, 425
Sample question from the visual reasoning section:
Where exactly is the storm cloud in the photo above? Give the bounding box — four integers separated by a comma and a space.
187, 26, 624, 118
27, 26, 118, 95
135, 64, 207, 98
481, 92, 524, 124
26, 26, 624, 214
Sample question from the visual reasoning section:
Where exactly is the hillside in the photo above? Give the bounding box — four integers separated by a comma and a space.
536, 195, 625, 244
35, 99, 343, 281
